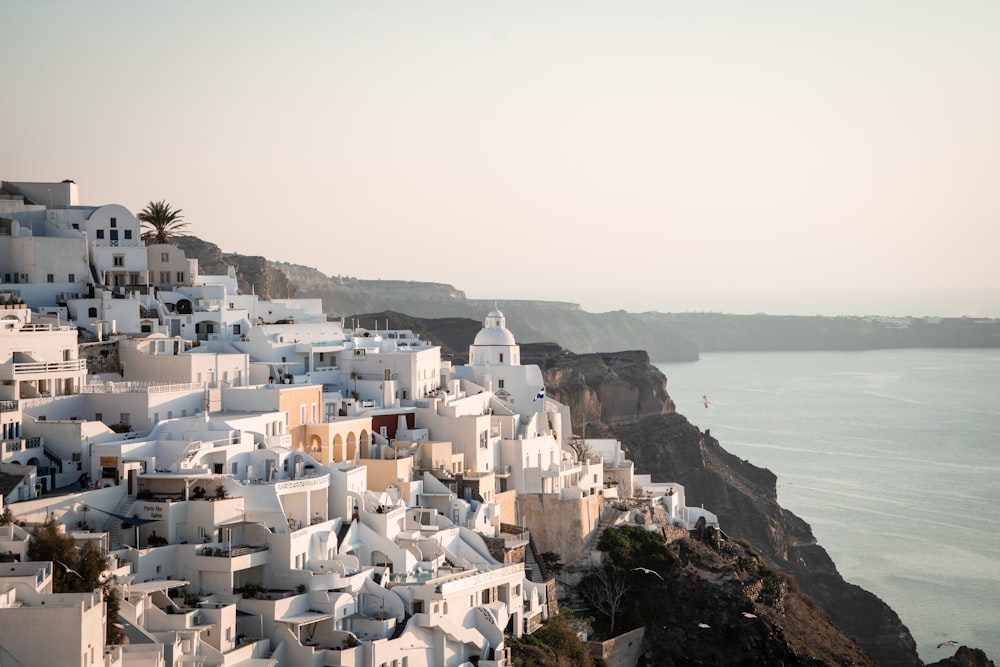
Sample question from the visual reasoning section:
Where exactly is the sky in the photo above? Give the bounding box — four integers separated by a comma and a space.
3, 1, 999, 317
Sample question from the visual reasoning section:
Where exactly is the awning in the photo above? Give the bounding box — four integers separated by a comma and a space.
129, 579, 190, 594
87, 505, 160, 526
230, 659, 279, 667
275, 612, 334, 627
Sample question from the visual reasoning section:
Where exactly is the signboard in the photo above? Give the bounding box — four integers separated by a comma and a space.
139, 503, 167, 520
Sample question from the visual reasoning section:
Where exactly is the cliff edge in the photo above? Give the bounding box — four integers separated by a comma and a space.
534, 347, 923, 667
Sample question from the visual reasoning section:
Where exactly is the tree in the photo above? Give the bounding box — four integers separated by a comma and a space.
539, 551, 565, 576
579, 563, 631, 636
567, 433, 593, 463
138, 200, 188, 244
27, 517, 82, 592
28, 517, 125, 644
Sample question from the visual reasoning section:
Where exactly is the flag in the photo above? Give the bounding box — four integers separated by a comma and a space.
533, 388, 545, 401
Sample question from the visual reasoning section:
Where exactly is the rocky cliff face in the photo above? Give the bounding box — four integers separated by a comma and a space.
538, 350, 924, 667
175, 237, 296, 300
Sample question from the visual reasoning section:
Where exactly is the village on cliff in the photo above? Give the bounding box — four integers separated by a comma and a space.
0, 180, 720, 667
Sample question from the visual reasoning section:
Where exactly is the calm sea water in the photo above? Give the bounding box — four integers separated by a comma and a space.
656, 349, 1000, 664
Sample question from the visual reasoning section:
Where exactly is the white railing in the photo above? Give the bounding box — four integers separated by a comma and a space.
79, 381, 203, 394
11, 359, 87, 375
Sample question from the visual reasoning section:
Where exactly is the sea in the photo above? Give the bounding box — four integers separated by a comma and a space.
656, 349, 1000, 664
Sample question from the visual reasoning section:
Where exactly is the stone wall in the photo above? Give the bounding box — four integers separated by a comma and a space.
517, 493, 605, 565
589, 627, 645, 667
79, 340, 120, 375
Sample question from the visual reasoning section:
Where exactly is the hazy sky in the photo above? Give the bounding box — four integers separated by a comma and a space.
4, 1, 998, 317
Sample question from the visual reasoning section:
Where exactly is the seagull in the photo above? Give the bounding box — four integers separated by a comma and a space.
742, 612, 757, 619
698, 623, 711, 629
631, 567, 663, 580
937, 641, 958, 649
702, 395, 711, 408
56, 560, 84, 579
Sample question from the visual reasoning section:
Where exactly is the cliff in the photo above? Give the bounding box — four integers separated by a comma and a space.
175, 237, 297, 300
529, 347, 922, 666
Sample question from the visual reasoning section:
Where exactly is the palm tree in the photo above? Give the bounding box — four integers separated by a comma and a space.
138, 200, 189, 244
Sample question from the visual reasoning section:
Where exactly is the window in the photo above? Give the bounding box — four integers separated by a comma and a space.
499, 353, 504, 363
161, 252, 169, 262
88, 307, 97, 317
47, 274, 54, 283
160, 271, 170, 284
68, 273, 75, 282
176, 271, 184, 282
110, 217, 117, 227
113, 255, 124, 267
300, 405, 307, 424
96, 229, 104, 239
95, 412, 102, 422
233, 324, 241, 335
124, 229, 132, 240
498, 379, 505, 389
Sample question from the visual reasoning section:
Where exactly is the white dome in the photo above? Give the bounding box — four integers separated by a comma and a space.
474, 326, 516, 346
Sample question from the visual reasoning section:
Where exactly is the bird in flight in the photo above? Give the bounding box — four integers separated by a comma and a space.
56, 560, 84, 579
631, 567, 663, 579
742, 612, 757, 619
698, 623, 711, 629
702, 395, 711, 408
937, 641, 958, 649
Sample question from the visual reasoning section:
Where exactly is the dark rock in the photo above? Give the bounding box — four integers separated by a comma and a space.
925, 646, 996, 667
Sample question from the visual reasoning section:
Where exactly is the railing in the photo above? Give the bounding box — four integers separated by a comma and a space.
200, 545, 269, 558
503, 531, 529, 548
92, 239, 144, 248
10, 359, 87, 375
3, 439, 22, 453
0, 400, 18, 413
79, 381, 203, 394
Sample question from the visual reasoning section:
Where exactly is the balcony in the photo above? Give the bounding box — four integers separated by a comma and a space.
0, 400, 19, 413
1, 359, 87, 380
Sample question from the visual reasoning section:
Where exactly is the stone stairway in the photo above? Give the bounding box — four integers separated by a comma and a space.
583, 503, 623, 553
523, 541, 545, 583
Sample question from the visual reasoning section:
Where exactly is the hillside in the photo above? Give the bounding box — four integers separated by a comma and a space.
178, 238, 1000, 360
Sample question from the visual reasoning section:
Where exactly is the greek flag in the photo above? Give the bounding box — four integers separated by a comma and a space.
533, 387, 545, 401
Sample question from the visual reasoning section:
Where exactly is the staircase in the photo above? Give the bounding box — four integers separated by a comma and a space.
105, 494, 137, 550
41, 446, 63, 475
583, 503, 622, 553
523, 533, 548, 583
